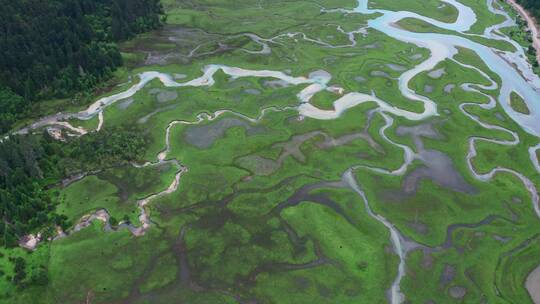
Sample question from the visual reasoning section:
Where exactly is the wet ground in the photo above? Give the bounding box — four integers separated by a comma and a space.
396, 123, 476, 196
184, 118, 266, 149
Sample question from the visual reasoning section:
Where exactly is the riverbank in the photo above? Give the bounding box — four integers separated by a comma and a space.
5, 0, 540, 303
505, 0, 540, 65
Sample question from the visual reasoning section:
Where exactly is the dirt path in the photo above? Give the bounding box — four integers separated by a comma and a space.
506, 0, 540, 64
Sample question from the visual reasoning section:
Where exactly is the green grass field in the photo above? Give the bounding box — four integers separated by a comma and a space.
4, 0, 540, 303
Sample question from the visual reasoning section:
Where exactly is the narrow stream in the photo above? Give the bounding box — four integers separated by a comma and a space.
15, 0, 540, 302
343, 169, 407, 304
353, 0, 540, 135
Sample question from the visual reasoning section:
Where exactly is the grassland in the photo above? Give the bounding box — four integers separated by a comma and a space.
510, 91, 531, 114
369, 0, 459, 23
4, 0, 540, 303
396, 17, 518, 52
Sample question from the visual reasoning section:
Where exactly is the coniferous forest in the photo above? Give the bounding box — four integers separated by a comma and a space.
517, 0, 540, 19
2, 0, 540, 302
0, 0, 164, 134
0, 128, 149, 248
0, 0, 162, 248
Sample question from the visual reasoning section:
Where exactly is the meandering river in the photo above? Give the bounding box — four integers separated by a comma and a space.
16, 0, 540, 303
